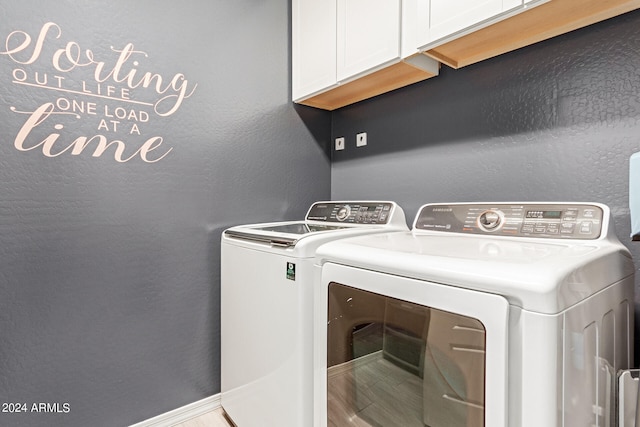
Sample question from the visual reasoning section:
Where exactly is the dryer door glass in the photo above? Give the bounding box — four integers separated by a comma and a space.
327, 282, 486, 427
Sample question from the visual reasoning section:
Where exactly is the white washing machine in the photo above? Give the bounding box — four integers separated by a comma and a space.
221, 201, 407, 427
313, 202, 635, 427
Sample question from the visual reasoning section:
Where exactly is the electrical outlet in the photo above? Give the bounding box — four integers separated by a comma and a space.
356, 132, 367, 147
335, 137, 345, 151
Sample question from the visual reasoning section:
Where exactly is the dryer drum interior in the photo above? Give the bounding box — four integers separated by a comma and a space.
327, 282, 486, 427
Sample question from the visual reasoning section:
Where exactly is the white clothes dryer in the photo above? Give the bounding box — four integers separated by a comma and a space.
313, 202, 634, 427
220, 201, 407, 427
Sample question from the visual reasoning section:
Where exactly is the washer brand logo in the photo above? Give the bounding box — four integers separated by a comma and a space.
432, 208, 453, 212
286, 262, 296, 281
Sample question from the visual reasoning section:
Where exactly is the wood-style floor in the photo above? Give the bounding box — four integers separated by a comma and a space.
327, 351, 424, 427
173, 407, 233, 427
175, 354, 422, 427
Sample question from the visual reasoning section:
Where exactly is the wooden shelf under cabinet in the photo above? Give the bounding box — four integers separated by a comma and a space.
297, 54, 439, 111
424, 0, 640, 69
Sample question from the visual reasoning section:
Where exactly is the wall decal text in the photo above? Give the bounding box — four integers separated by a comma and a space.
0, 22, 198, 163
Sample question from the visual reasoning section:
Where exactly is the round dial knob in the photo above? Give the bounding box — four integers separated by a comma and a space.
478, 210, 503, 231
336, 205, 351, 221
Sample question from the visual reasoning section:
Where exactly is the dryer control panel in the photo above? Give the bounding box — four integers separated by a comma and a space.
306, 202, 394, 224
414, 203, 604, 239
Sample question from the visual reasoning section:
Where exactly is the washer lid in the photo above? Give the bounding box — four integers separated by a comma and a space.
224, 222, 349, 247
222, 201, 408, 256
316, 231, 634, 314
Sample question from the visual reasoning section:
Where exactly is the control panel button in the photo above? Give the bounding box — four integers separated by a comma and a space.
580, 222, 593, 234
336, 205, 351, 221
477, 210, 503, 231
546, 225, 559, 234
560, 223, 575, 234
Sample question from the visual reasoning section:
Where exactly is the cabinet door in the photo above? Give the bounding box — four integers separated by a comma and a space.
292, 0, 337, 101
336, 0, 401, 81
418, 0, 524, 48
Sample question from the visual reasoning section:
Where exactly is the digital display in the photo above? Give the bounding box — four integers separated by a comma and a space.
525, 210, 562, 219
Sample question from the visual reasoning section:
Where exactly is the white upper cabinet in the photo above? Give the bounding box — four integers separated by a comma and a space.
336, 0, 401, 81
293, 0, 639, 109
293, 0, 410, 105
430, 0, 512, 42
418, 0, 639, 69
416, 0, 536, 50
292, 0, 337, 102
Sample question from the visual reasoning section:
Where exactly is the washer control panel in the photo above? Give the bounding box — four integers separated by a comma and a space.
306, 202, 394, 224
414, 203, 604, 239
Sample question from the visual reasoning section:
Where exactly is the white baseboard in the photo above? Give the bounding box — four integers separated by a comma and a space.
129, 394, 221, 427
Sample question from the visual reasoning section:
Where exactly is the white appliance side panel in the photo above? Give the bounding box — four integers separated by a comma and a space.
221, 243, 314, 427
561, 277, 634, 427
315, 262, 510, 427
313, 262, 327, 427
509, 309, 563, 426
512, 277, 634, 427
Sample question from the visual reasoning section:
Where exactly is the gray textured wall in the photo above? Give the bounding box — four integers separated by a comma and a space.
332, 10, 640, 355
0, 1, 330, 426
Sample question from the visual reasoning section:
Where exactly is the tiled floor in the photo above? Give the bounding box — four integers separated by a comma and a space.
174, 407, 232, 427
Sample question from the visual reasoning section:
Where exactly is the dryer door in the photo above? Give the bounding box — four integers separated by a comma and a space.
315, 263, 509, 427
